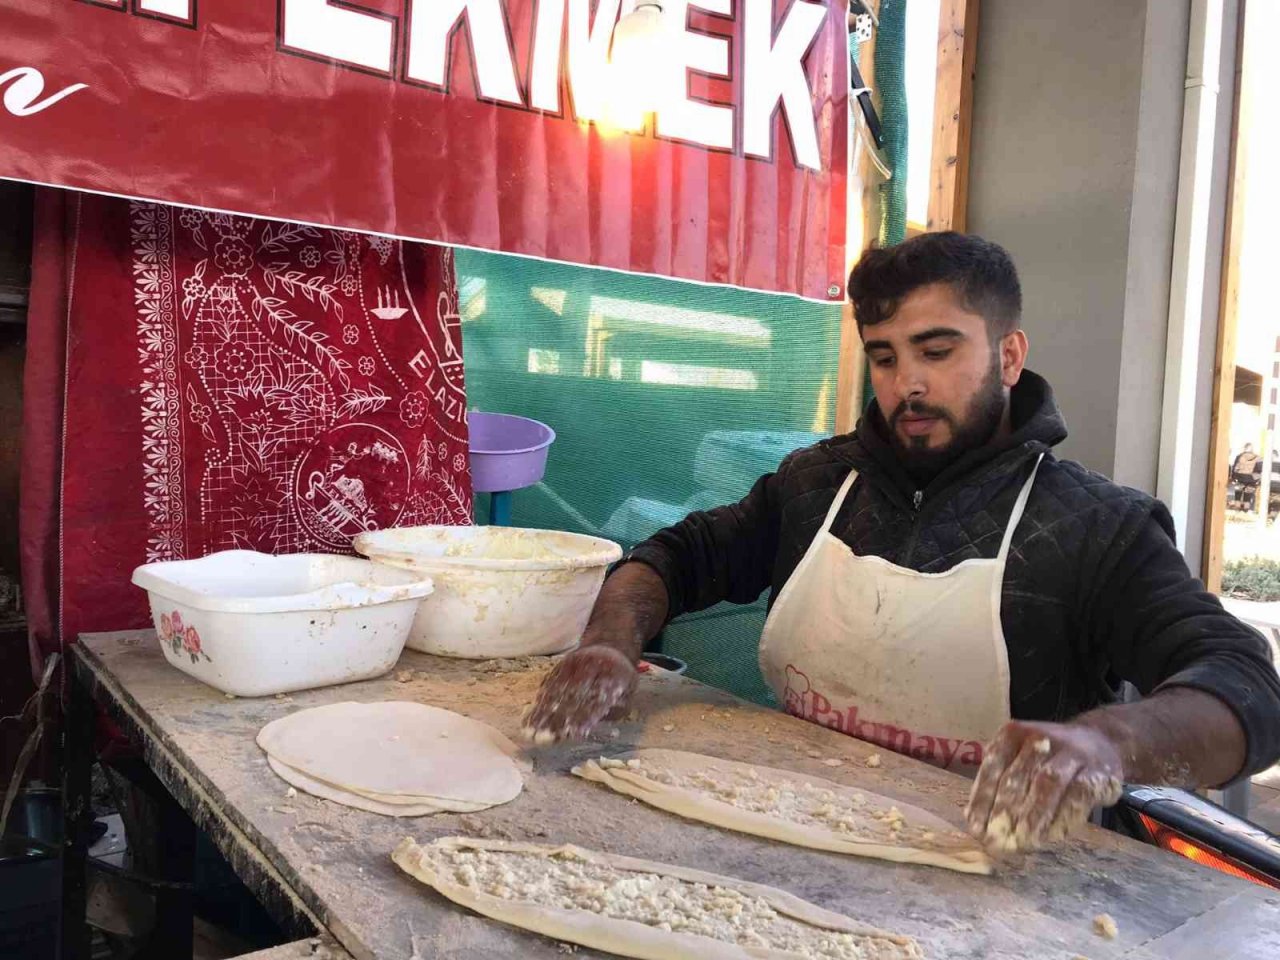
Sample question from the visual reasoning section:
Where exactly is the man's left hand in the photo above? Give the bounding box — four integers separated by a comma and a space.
965, 719, 1125, 853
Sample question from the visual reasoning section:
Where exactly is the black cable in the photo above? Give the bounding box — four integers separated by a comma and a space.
849, 57, 885, 150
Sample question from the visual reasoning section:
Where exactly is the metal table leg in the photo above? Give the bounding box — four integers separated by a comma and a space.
61, 667, 95, 960
1218, 780, 1252, 819
105, 757, 197, 960
489, 490, 513, 526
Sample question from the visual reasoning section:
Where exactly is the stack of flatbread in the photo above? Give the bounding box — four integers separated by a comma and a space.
257, 701, 526, 817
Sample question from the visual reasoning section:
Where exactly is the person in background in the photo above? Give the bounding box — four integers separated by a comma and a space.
1233, 442, 1258, 477
1233, 443, 1260, 512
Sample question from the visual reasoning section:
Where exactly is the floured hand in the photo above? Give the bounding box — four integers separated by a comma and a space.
523, 646, 637, 743
965, 720, 1123, 853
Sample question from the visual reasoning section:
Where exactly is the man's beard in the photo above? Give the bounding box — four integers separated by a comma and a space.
886, 356, 1007, 487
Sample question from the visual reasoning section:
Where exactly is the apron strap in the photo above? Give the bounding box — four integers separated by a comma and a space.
820, 469, 859, 535
997, 453, 1045, 562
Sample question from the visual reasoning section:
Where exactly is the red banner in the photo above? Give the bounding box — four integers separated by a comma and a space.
22, 191, 472, 657
0, 0, 848, 301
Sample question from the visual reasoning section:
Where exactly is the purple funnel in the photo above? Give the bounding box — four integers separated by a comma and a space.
468, 412, 556, 493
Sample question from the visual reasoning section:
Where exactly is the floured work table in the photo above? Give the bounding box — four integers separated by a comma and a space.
65, 631, 1280, 960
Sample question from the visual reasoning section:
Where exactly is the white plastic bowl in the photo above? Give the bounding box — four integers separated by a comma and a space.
130, 551, 434, 697
353, 526, 623, 659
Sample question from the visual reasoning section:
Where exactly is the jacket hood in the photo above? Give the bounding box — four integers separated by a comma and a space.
820, 370, 1067, 505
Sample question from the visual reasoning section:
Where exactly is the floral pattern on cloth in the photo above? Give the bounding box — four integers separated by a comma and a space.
55, 196, 472, 645
132, 204, 471, 559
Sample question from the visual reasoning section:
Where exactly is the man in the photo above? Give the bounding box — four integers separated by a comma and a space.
527, 232, 1280, 853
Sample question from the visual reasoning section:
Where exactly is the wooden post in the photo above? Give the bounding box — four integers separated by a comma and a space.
927, 0, 980, 233
856, 1, 885, 247
834, 300, 864, 434
61, 666, 95, 960
1203, 0, 1252, 594
837, 1, 886, 433
839, 0, 981, 431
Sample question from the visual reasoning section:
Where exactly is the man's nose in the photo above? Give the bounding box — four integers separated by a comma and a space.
894, 361, 926, 402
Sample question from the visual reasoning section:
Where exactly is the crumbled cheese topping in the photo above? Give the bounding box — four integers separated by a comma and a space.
428, 845, 909, 959
1092, 913, 1118, 940
611, 757, 945, 845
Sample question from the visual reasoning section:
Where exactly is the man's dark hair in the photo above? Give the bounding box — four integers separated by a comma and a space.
847, 231, 1022, 339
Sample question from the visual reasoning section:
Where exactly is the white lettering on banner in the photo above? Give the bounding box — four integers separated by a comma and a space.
281, 0, 396, 74
529, 0, 622, 119
656, 0, 734, 150
137, 0, 192, 21
0, 67, 88, 118
742, 0, 825, 170
406, 0, 523, 105
277, 1, 830, 166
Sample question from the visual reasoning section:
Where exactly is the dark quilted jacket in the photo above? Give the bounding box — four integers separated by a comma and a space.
628, 372, 1280, 778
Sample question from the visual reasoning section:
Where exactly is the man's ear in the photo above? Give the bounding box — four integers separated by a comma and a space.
999, 330, 1029, 387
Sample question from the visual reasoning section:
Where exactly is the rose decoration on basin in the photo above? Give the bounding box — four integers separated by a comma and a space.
158, 610, 211, 664
183, 626, 210, 664
133, 550, 435, 697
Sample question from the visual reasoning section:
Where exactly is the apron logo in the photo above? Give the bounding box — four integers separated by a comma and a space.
1, 67, 88, 117
782, 664, 985, 771
782, 665, 815, 717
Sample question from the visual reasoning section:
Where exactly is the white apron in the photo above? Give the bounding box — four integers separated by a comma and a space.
759, 456, 1043, 773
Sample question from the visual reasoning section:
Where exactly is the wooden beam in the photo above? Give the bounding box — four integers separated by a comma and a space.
1203, 0, 1252, 593
835, 300, 864, 434
927, 0, 980, 233
837, 0, 883, 432
855, 0, 885, 251
840, 0, 982, 430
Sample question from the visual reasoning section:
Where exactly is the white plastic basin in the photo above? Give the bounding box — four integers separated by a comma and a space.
131, 551, 434, 697
353, 526, 623, 659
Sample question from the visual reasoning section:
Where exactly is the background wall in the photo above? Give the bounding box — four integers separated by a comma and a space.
966, 0, 1187, 484
965, 0, 1239, 573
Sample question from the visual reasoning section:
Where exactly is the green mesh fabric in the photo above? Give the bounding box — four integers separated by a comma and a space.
851, 2, 909, 407
457, 250, 842, 704
874, 0, 910, 246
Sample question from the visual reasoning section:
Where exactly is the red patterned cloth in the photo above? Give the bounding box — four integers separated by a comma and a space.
22, 191, 471, 665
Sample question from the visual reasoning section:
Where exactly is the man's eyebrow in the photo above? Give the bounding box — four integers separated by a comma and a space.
908, 327, 966, 345
863, 328, 966, 352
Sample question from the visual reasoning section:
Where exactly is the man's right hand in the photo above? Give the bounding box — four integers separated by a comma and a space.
523, 645, 638, 742
522, 560, 669, 742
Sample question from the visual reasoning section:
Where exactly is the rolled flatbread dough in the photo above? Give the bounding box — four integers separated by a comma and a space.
268, 756, 453, 817
269, 757, 494, 810
393, 836, 924, 959
574, 749, 990, 875
257, 701, 525, 812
